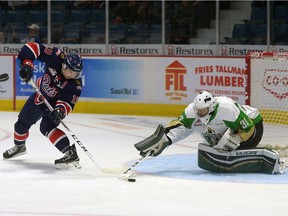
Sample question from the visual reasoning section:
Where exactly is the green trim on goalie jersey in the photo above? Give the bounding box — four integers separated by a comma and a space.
179, 111, 196, 129
223, 111, 254, 133
252, 114, 263, 125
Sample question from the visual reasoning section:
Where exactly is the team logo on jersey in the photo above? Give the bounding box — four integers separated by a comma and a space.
165, 60, 187, 101
194, 118, 202, 127
262, 68, 288, 100
42, 74, 58, 97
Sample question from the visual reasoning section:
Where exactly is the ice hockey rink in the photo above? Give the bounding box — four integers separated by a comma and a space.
0, 111, 288, 216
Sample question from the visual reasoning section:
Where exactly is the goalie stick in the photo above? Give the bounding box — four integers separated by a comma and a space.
119, 124, 167, 180
28, 80, 115, 174
119, 151, 152, 180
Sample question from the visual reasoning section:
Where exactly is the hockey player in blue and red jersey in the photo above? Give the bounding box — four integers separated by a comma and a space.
3, 42, 83, 169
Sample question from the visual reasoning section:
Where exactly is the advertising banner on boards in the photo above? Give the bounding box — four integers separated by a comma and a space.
15, 56, 246, 105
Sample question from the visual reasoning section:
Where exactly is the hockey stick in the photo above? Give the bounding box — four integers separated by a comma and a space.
28, 80, 117, 174
119, 151, 152, 180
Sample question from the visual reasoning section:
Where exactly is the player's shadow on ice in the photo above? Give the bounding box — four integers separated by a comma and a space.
3, 159, 57, 173
2, 158, 100, 179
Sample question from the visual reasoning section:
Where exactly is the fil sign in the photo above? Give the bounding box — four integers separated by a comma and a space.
165, 60, 187, 101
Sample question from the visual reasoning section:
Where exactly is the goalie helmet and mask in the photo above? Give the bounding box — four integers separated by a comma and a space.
193, 91, 217, 125
62, 53, 83, 79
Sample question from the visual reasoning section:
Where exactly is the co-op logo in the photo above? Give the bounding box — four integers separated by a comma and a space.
220, 45, 228, 56
111, 45, 118, 55
167, 45, 175, 55
262, 69, 288, 100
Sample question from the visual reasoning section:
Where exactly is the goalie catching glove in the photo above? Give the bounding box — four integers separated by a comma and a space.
134, 124, 172, 157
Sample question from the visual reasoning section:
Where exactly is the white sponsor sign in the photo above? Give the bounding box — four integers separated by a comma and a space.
142, 57, 246, 104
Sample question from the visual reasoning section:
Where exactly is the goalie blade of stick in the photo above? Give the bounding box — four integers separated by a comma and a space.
0, 73, 9, 82
119, 171, 134, 180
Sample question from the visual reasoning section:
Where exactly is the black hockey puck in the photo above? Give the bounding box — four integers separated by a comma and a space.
0, 73, 9, 82
128, 178, 136, 182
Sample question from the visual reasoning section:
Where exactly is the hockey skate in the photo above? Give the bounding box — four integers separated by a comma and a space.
3, 144, 27, 159
55, 144, 81, 169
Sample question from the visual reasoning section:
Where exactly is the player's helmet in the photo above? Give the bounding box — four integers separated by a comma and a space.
63, 53, 83, 79
193, 91, 217, 125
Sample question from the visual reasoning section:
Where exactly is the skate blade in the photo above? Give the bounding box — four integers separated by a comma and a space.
55, 161, 82, 170
3, 151, 27, 160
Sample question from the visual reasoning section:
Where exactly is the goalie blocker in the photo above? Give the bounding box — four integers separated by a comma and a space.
134, 124, 171, 157
198, 143, 285, 174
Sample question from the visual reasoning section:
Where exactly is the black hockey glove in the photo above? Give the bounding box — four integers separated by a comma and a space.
49, 108, 65, 125
19, 64, 33, 83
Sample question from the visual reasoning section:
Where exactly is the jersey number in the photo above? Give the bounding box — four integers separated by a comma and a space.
240, 119, 249, 129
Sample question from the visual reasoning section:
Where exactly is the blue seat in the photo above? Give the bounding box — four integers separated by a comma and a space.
67, 10, 89, 25
250, 7, 267, 21
51, 10, 67, 24
272, 22, 288, 44
273, 5, 288, 21
232, 23, 253, 39
0, 10, 6, 26
6, 10, 27, 25
63, 24, 83, 38
109, 24, 126, 43
225, 23, 253, 44
60, 24, 82, 44
82, 24, 105, 44
251, 23, 267, 37
27, 10, 47, 24
90, 9, 105, 24
149, 24, 162, 44
249, 23, 267, 44
83, 24, 105, 36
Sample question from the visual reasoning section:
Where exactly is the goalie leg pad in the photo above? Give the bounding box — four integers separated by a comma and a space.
198, 143, 285, 174
134, 124, 171, 157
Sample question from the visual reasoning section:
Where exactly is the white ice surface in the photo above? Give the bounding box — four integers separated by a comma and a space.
0, 112, 287, 216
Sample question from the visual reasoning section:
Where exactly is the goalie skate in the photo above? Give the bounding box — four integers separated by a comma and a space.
55, 144, 81, 169
3, 144, 27, 159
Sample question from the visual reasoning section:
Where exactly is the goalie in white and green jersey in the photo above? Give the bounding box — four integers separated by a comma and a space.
135, 91, 285, 174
